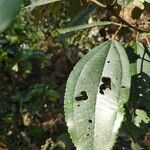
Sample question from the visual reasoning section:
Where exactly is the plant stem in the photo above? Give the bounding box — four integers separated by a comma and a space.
90, 0, 148, 33
106, 5, 147, 33
90, 0, 106, 7
112, 24, 123, 39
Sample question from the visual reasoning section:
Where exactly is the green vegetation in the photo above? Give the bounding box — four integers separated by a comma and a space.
0, 0, 149, 149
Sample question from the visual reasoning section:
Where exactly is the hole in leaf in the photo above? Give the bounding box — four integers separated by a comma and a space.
77, 104, 80, 107
121, 86, 126, 88
107, 61, 110, 63
75, 91, 88, 101
87, 133, 90, 136
99, 77, 111, 94
88, 119, 92, 123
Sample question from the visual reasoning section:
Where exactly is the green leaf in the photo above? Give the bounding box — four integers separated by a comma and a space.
26, 0, 61, 8
12, 63, 19, 72
57, 21, 112, 34
128, 42, 150, 121
11, 89, 21, 102
131, 139, 142, 150
129, 42, 150, 76
64, 40, 131, 150
136, 43, 150, 76
0, 52, 8, 61
3, 113, 15, 124
16, 49, 46, 61
134, 109, 150, 127
0, 0, 22, 33
47, 90, 60, 102
117, 0, 133, 6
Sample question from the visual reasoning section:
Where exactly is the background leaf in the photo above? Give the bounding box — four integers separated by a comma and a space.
0, 0, 22, 33
136, 43, 150, 76
57, 21, 112, 34
26, 0, 61, 8
58, 3, 96, 43
131, 139, 142, 150
117, 0, 134, 6
134, 109, 150, 127
128, 42, 150, 113
64, 40, 131, 150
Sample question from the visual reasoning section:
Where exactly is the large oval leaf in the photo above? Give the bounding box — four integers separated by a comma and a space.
64, 40, 131, 150
0, 0, 22, 33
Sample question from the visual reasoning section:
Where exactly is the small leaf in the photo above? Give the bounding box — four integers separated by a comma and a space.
117, 0, 133, 6
0, 52, 8, 61
136, 43, 150, 76
26, 0, 61, 8
11, 89, 21, 102
47, 90, 60, 102
64, 40, 131, 149
3, 113, 15, 124
58, 21, 112, 34
12, 63, 19, 72
134, 109, 150, 127
131, 139, 142, 150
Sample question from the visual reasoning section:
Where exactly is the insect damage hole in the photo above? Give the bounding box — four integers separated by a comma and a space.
99, 77, 111, 94
75, 91, 88, 101
88, 119, 92, 123
121, 86, 126, 88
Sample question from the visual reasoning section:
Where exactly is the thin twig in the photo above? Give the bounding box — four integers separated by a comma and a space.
112, 22, 126, 27
135, 30, 139, 43
90, 0, 148, 33
107, 5, 147, 33
90, 0, 106, 7
144, 37, 150, 47
112, 24, 122, 39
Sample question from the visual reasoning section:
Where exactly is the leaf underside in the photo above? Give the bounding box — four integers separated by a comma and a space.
64, 40, 131, 150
